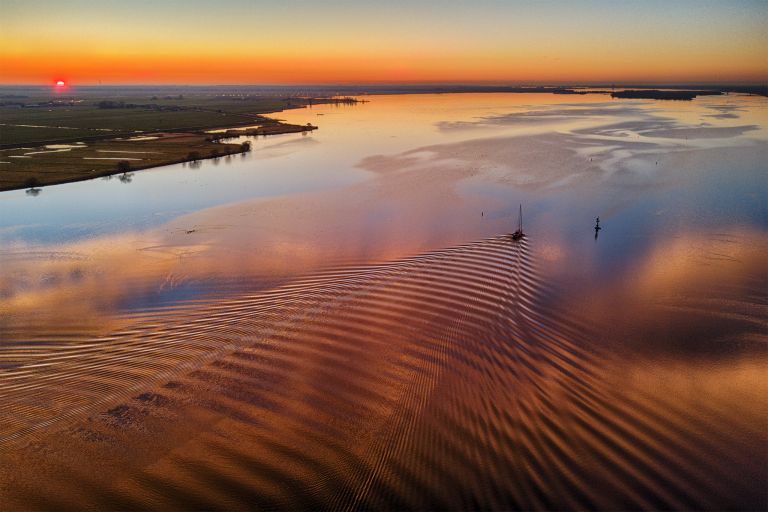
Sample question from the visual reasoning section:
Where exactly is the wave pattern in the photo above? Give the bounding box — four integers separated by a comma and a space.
0, 235, 765, 510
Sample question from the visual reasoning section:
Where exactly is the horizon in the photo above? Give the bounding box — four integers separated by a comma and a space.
2, 80, 766, 89
2, 0, 766, 85
2, 2, 768, 509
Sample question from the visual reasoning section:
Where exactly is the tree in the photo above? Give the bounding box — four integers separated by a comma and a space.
240, 141, 251, 152
187, 151, 201, 161
116, 161, 132, 173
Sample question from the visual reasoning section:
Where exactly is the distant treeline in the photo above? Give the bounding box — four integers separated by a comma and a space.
150, 95, 184, 100
606, 84, 767, 97
2, 84, 766, 98
96, 100, 185, 111
3, 99, 77, 108
552, 88, 611, 95
303, 96, 363, 106
610, 90, 723, 101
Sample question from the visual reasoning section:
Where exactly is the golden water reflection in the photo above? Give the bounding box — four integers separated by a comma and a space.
1, 93, 766, 509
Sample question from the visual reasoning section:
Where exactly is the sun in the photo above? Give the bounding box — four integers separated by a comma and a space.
55, 80, 65, 87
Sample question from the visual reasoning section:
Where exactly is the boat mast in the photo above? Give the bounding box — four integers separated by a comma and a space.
518, 204, 523, 233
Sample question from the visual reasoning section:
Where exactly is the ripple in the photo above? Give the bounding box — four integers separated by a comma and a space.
0, 234, 765, 510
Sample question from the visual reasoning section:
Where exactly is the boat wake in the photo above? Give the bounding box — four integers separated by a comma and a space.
0, 234, 764, 509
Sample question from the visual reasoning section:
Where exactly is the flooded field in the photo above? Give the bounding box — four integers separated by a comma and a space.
1, 93, 766, 509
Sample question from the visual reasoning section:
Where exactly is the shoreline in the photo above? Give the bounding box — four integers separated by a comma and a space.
0, 102, 332, 151
0, 96, 360, 151
0, 94, 354, 191
0, 121, 318, 195
207, 122, 317, 141
11, 140, 249, 193
0, 120, 318, 192
3, 86, 764, 192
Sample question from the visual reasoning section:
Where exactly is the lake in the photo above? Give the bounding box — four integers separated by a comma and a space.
1, 92, 766, 509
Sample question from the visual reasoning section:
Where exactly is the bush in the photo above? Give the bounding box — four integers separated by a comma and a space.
187, 151, 201, 161
97, 100, 125, 109
116, 161, 132, 173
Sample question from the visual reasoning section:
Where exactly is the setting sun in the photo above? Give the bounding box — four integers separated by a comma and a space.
1, 1, 765, 84
0, 1, 766, 510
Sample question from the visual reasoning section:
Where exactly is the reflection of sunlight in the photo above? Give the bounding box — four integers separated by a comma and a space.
571, 228, 768, 358
2, 93, 767, 345
632, 230, 768, 298
0, 179, 487, 337
1, 234, 180, 337
537, 242, 565, 262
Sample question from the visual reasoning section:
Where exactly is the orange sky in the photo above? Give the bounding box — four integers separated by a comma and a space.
1, 0, 766, 84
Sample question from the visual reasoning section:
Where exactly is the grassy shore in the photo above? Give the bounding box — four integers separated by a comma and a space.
0, 89, 340, 190
0, 93, 349, 148
0, 123, 316, 191
0, 133, 248, 191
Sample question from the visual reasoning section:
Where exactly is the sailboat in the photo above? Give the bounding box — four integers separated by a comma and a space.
512, 204, 524, 240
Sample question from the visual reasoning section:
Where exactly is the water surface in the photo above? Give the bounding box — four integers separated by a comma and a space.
1, 93, 766, 510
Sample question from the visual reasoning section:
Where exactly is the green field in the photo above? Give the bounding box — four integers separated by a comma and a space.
0, 90, 331, 147
0, 133, 249, 191
0, 88, 361, 189
0, 109, 250, 147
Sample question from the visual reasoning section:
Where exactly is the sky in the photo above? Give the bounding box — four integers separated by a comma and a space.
1, 0, 766, 85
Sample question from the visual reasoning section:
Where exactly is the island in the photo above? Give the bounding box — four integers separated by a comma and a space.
610, 89, 723, 100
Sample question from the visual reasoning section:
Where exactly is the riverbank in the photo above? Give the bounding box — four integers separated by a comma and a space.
0, 92, 358, 148
207, 121, 318, 140
0, 89, 350, 190
0, 121, 313, 192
